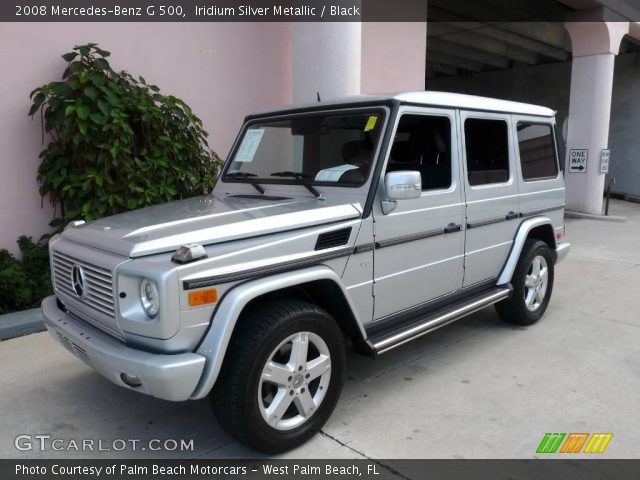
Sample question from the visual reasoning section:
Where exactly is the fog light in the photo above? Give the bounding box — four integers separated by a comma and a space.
120, 373, 142, 388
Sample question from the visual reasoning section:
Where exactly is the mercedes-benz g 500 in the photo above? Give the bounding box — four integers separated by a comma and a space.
43, 92, 570, 452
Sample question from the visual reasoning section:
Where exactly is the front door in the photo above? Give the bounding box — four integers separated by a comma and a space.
460, 111, 520, 287
372, 107, 465, 320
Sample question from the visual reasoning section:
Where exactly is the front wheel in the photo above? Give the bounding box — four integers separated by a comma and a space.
496, 239, 555, 325
211, 299, 345, 453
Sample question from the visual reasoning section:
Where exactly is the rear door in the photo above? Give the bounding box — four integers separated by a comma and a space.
460, 111, 520, 287
512, 116, 564, 224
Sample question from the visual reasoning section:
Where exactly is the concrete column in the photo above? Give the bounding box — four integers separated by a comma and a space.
292, 20, 427, 104
292, 22, 362, 103
564, 22, 628, 214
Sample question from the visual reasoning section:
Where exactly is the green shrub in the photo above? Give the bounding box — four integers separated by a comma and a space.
29, 43, 223, 230
0, 236, 52, 315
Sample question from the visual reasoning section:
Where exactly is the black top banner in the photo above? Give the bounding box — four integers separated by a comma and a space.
9, 0, 406, 22
3, 0, 637, 23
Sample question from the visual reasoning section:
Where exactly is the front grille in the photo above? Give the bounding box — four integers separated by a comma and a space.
52, 251, 115, 318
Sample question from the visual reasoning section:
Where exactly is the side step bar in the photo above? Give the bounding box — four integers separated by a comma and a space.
367, 286, 512, 355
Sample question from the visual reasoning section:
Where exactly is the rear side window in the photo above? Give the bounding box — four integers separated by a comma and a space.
517, 123, 558, 180
464, 118, 510, 186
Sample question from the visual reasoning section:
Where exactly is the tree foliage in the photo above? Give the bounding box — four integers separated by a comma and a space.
29, 43, 222, 229
0, 237, 52, 315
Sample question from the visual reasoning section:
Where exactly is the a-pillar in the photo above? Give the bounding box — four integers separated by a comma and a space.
564, 22, 628, 214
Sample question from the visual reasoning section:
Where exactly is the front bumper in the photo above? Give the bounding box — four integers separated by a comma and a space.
555, 242, 571, 264
42, 296, 206, 401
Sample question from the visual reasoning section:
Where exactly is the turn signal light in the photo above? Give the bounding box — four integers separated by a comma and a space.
188, 288, 218, 307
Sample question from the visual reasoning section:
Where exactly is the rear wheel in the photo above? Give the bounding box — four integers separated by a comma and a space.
496, 239, 555, 325
211, 299, 345, 453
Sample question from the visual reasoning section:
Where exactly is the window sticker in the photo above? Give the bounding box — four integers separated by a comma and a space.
235, 128, 265, 162
315, 164, 359, 182
364, 115, 378, 132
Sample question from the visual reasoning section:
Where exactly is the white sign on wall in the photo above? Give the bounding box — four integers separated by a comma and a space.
569, 149, 588, 173
600, 149, 610, 174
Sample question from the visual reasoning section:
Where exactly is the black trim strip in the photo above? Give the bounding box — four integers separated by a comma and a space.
520, 205, 565, 218
353, 243, 375, 254
467, 216, 508, 229
375, 227, 449, 249
183, 247, 353, 290
468, 205, 564, 229
444, 223, 462, 234
245, 99, 397, 122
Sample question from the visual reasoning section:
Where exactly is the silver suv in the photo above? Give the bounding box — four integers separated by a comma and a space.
42, 92, 570, 453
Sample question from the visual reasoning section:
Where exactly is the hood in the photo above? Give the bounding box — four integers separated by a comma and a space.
61, 194, 361, 258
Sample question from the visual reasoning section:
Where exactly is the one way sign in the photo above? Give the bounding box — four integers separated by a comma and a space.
569, 149, 588, 173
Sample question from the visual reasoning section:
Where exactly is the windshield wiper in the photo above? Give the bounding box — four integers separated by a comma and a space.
270, 171, 320, 198
225, 172, 265, 195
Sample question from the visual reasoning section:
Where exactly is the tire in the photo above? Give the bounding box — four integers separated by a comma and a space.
211, 298, 346, 453
496, 239, 555, 326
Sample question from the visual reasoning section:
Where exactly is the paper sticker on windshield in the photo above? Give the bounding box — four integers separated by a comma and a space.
315, 164, 359, 182
235, 128, 265, 162
364, 116, 378, 132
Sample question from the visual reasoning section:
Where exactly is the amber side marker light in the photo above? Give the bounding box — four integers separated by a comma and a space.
188, 288, 218, 307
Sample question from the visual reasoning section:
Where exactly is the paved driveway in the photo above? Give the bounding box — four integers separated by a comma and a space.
1, 200, 638, 460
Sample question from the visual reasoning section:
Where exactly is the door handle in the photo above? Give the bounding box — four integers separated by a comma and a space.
505, 211, 520, 221
444, 223, 461, 234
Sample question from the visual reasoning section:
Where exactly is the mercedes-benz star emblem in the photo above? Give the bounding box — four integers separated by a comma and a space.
71, 264, 87, 298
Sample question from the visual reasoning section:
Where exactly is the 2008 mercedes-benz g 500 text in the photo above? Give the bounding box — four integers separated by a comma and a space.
43, 92, 570, 453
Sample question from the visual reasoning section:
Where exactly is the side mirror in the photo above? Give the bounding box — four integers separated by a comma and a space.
382, 171, 421, 214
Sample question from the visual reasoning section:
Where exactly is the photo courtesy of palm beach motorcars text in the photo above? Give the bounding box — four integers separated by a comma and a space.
14, 462, 376, 477
0, 0, 639, 479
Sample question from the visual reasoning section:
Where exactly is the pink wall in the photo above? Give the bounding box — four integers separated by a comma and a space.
0, 22, 291, 255
361, 22, 427, 94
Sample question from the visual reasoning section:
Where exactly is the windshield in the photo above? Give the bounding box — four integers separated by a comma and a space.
223, 110, 385, 187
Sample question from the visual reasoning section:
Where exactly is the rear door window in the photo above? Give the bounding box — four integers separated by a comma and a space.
464, 119, 510, 186
517, 123, 558, 181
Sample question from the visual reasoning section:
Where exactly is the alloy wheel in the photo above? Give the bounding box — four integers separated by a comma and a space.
524, 255, 549, 312
258, 331, 332, 431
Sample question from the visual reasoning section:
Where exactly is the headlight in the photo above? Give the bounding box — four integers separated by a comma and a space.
140, 278, 160, 318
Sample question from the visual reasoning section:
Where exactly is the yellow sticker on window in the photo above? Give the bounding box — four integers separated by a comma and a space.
364, 115, 378, 132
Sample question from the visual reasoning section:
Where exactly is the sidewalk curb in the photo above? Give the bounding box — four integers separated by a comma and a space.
0, 308, 45, 341
565, 211, 627, 223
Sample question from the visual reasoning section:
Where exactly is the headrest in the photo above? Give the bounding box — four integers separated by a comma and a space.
433, 131, 447, 154
390, 141, 412, 163
342, 141, 363, 163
